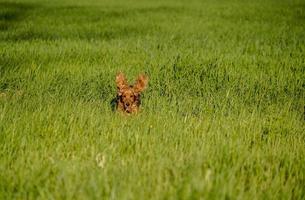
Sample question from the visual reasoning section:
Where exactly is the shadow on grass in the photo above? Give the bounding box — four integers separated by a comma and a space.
1, 3, 182, 41
0, 2, 39, 31
0, 3, 182, 73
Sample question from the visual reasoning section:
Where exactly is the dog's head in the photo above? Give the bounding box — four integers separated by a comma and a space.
116, 72, 148, 113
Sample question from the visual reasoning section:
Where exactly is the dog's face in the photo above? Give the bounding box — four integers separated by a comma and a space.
116, 73, 148, 114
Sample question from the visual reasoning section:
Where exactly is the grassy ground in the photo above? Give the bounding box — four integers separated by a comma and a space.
0, 0, 304, 199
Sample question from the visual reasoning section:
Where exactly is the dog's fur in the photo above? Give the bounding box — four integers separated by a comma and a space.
115, 72, 148, 114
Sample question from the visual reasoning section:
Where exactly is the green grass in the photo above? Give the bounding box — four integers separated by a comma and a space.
0, 0, 304, 199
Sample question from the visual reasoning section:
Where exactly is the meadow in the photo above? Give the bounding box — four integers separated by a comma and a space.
0, 0, 304, 199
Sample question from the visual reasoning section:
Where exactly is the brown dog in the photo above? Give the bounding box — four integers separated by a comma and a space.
115, 72, 148, 114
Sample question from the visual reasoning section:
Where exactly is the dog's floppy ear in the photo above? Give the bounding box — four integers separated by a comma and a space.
134, 74, 148, 94
116, 72, 128, 94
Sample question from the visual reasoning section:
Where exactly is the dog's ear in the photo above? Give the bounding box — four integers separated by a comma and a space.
134, 74, 148, 94
116, 72, 128, 94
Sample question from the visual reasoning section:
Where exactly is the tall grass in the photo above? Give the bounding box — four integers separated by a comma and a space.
0, 0, 304, 199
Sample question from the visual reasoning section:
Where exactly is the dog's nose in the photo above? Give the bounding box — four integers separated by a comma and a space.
125, 103, 130, 106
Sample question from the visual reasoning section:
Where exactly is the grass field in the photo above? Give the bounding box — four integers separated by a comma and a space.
0, 0, 305, 199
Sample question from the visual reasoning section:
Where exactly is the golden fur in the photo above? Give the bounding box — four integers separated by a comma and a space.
115, 72, 148, 114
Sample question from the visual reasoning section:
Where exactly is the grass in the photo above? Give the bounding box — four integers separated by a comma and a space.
0, 0, 304, 199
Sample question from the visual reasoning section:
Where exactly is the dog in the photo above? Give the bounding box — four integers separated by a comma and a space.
114, 72, 148, 114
